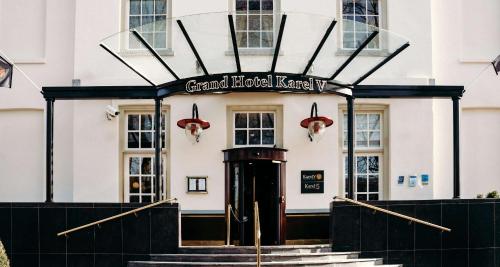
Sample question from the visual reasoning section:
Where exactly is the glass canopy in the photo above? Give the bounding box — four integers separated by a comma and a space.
100, 11, 409, 95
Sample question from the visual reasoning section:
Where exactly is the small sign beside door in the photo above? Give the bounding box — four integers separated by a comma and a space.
301, 170, 324, 194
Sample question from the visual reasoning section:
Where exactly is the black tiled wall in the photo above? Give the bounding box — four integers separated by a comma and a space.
330, 199, 500, 267
0, 202, 179, 267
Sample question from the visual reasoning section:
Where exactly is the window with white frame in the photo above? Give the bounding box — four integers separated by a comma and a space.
342, 111, 383, 200
234, 112, 275, 146
125, 112, 167, 203
341, 0, 381, 49
235, 0, 275, 48
128, 0, 169, 49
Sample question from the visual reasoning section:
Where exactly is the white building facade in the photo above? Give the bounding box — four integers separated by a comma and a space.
0, 0, 499, 215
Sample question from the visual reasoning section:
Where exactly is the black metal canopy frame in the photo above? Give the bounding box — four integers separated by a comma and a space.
41, 13, 464, 203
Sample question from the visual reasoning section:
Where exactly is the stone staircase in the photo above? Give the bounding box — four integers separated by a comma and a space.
128, 244, 401, 267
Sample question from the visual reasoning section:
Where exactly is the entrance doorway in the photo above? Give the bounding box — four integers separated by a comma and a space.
223, 147, 286, 245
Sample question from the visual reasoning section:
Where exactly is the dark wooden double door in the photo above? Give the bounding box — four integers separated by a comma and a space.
224, 148, 286, 246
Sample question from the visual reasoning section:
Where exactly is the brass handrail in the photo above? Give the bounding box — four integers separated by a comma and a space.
57, 198, 177, 237
254, 201, 261, 267
226, 203, 231, 246
334, 196, 451, 232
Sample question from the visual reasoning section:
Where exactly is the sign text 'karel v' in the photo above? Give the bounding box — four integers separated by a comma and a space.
185, 74, 328, 93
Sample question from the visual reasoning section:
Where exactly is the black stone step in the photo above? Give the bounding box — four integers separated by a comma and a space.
128, 258, 386, 266
177, 244, 332, 254
150, 252, 358, 262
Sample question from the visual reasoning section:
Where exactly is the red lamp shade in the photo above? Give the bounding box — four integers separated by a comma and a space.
300, 103, 333, 142
177, 104, 210, 143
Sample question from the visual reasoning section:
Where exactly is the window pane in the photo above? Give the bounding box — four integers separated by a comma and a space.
248, 15, 260, 31
154, 32, 167, 49
261, 32, 273, 48
128, 115, 140, 130
369, 132, 380, 147
343, 32, 355, 49
142, 176, 152, 193
368, 114, 380, 129
155, 0, 167, 14
235, 113, 247, 128
262, 0, 273, 11
130, 0, 141, 15
354, 15, 366, 24
248, 113, 261, 128
237, 32, 248, 47
368, 156, 379, 173
235, 130, 247, 145
236, 0, 247, 11
130, 195, 140, 202
356, 32, 369, 47
130, 176, 140, 193
130, 157, 140, 174
343, 0, 354, 14
161, 113, 166, 130
368, 194, 379, 201
141, 114, 153, 130
142, 0, 154, 15
262, 15, 273, 31
249, 130, 261, 144
141, 132, 153, 148
357, 175, 367, 192
356, 132, 368, 147
248, 0, 260, 11
262, 113, 274, 128
142, 16, 154, 32
345, 175, 349, 192
354, 0, 366, 15
155, 16, 166, 31
249, 32, 260, 47
129, 16, 141, 29
262, 130, 274, 144
356, 156, 367, 173
236, 15, 247, 31
161, 132, 166, 148
343, 16, 354, 31
142, 158, 152, 174
128, 133, 140, 148
367, 16, 379, 27
357, 194, 367, 201
369, 175, 379, 192
356, 115, 367, 130
367, 0, 379, 15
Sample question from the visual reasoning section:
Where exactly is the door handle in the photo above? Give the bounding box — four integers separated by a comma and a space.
281, 195, 285, 203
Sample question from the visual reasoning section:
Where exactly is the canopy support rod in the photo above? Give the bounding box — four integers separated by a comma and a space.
177, 20, 209, 76
327, 80, 353, 90
132, 30, 180, 80
271, 14, 287, 73
330, 30, 379, 80
228, 15, 241, 73
302, 20, 337, 75
99, 43, 155, 86
353, 42, 410, 85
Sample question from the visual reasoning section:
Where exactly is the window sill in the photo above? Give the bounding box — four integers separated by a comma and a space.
225, 48, 283, 56
119, 48, 174, 57
335, 49, 390, 57
186, 191, 208, 194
